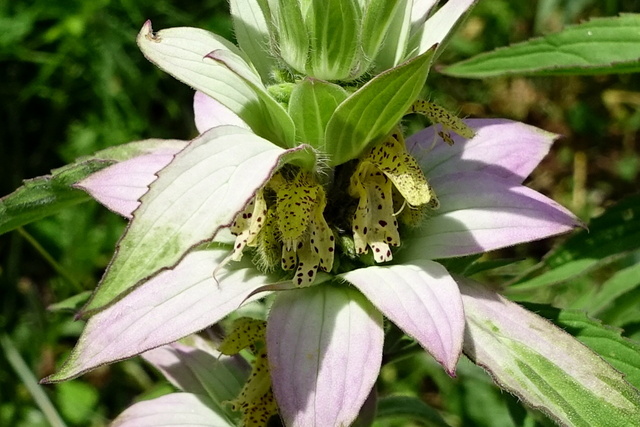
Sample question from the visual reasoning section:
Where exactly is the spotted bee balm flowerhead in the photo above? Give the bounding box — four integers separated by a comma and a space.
20, 0, 640, 426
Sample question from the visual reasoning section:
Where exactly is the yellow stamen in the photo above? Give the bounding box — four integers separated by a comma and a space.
220, 318, 277, 427
409, 99, 475, 140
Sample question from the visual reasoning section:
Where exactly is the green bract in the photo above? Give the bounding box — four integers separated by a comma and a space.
231, 0, 456, 81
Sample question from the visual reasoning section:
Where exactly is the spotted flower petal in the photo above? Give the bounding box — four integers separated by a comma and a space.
341, 260, 464, 374
400, 171, 582, 261
42, 248, 271, 383
193, 90, 249, 134
267, 285, 383, 427
408, 119, 558, 184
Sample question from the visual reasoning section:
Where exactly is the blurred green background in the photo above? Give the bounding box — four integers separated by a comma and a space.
1, 0, 639, 426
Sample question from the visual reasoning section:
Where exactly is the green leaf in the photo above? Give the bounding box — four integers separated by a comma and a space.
526, 304, 640, 392
81, 127, 313, 315
585, 261, 640, 315
376, 395, 451, 427
305, 0, 361, 80
56, 381, 99, 424
288, 78, 349, 148
442, 14, 640, 78
324, 48, 435, 165
510, 194, 640, 291
0, 161, 107, 236
0, 139, 187, 235
460, 278, 640, 427
463, 257, 525, 277
136, 22, 294, 146
48, 291, 92, 312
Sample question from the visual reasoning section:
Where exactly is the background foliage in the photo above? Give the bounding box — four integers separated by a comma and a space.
1, 0, 639, 425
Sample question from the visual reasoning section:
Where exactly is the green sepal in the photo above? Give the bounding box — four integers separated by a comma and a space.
324, 47, 435, 165
288, 78, 349, 148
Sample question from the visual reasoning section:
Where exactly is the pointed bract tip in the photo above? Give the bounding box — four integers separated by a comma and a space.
139, 20, 158, 43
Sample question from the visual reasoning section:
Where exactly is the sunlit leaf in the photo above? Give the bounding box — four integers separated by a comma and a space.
443, 14, 640, 78
324, 48, 434, 165
288, 78, 348, 148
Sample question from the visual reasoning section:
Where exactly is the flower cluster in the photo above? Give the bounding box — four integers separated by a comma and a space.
39, 1, 595, 426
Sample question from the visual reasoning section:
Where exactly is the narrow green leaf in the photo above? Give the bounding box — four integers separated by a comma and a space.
376, 395, 451, 427
0, 139, 186, 235
443, 14, 640, 78
305, 0, 360, 80
596, 281, 640, 330
525, 304, 640, 391
510, 194, 640, 291
48, 291, 93, 312
288, 78, 349, 147
324, 48, 435, 165
463, 257, 524, 277
585, 261, 640, 315
0, 162, 107, 235
1, 335, 67, 427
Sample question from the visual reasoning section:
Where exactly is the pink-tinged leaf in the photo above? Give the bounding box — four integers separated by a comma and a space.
111, 392, 233, 427
401, 172, 581, 261
341, 261, 464, 375
142, 335, 248, 413
267, 285, 384, 427
408, 119, 558, 184
458, 277, 640, 427
42, 248, 270, 383
76, 152, 179, 219
193, 91, 249, 134
415, 0, 479, 56
82, 126, 310, 315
